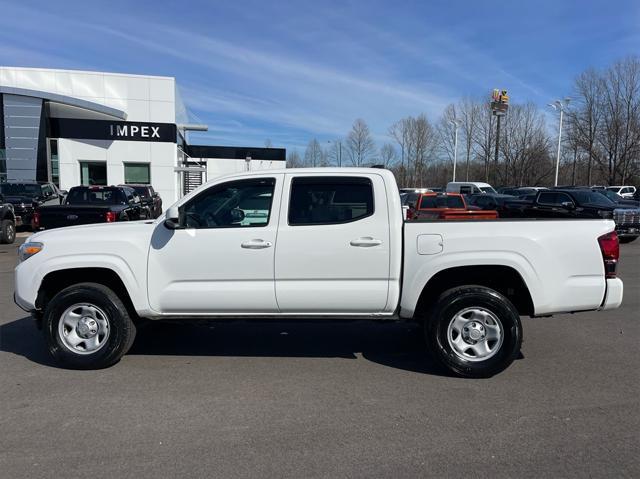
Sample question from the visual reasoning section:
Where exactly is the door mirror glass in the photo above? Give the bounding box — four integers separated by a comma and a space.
229, 208, 245, 224
561, 201, 575, 209
164, 206, 181, 229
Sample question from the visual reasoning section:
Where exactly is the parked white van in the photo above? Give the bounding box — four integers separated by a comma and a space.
446, 182, 497, 195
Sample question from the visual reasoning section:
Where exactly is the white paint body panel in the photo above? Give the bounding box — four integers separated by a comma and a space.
14, 168, 622, 320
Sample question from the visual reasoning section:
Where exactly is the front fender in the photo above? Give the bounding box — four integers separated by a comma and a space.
15, 253, 147, 312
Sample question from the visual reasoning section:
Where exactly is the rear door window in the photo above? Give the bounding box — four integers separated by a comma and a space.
288, 177, 374, 225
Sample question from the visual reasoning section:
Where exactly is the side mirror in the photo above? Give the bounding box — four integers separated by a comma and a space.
164, 206, 181, 229
561, 201, 575, 209
230, 208, 245, 224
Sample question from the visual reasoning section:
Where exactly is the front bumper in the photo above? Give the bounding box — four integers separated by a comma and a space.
600, 278, 624, 310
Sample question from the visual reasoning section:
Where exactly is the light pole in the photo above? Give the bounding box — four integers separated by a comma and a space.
450, 119, 462, 182
327, 139, 342, 167
548, 98, 571, 187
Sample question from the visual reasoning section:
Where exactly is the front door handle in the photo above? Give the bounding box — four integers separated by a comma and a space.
350, 237, 383, 247
241, 239, 273, 249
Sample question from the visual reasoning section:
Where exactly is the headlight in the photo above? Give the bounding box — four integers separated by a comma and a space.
18, 242, 44, 262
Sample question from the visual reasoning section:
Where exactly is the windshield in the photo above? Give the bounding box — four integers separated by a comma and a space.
480, 186, 497, 194
572, 191, 615, 206
0, 183, 42, 197
419, 195, 465, 209
598, 190, 621, 201
66, 188, 124, 204
132, 186, 150, 198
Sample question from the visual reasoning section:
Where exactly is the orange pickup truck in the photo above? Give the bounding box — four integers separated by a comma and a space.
414, 193, 499, 220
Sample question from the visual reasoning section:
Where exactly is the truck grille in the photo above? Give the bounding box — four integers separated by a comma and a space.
613, 209, 640, 225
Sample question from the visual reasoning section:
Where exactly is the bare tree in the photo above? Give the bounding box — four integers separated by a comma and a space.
459, 97, 480, 181
500, 103, 553, 186
326, 139, 344, 166
346, 119, 376, 166
473, 97, 497, 182
438, 104, 457, 172
389, 118, 413, 185
569, 68, 603, 185
597, 56, 640, 184
287, 149, 303, 168
410, 114, 439, 186
379, 143, 397, 168
304, 139, 323, 167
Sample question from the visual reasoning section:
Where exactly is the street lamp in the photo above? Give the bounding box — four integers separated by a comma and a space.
548, 98, 571, 187
327, 139, 342, 167
449, 119, 462, 182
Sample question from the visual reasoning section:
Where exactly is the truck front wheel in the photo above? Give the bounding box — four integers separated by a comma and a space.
0, 219, 16, 244
425, 286, 522, 378
42, 283, 136, 369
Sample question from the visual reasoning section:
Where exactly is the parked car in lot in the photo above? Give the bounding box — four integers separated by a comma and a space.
34, 185, 145, 230
0, 194, 17, 244
414, 192, 499, 220
498, 186, 548, 197
15, 168, 623, 378
607, 185, 636, 199
120, 184, 162, 219
516, 189, 640, 243
466, 193, 525, 218
0, 181, 66, 229
592, 188, 640, 208
446, 181, 497, 195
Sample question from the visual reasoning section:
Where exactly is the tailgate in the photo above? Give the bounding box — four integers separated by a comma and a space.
38, 206, 109, 229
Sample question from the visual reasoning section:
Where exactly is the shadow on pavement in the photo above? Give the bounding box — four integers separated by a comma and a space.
0, 316, 57, 367
0, 316, 452, 376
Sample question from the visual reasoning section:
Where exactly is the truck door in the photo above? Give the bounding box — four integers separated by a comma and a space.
274, 173, 390, 313
147, 175, 283, 314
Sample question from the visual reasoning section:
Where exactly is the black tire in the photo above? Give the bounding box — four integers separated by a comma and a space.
0, 219, 16, 244
43, 282, 136, 369
619, 236, 637, 244
425, 285, 522, 378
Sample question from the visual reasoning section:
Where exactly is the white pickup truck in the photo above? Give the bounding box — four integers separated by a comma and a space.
14, 168, 623, 377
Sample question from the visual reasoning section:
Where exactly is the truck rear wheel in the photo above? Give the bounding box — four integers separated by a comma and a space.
42, 283, 136, 369
425, 286, 522, 378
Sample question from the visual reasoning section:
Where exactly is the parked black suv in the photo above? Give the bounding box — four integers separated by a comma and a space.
0, 181, 66, 229
120, 184, 162, 219
0, 194, 17, 244
518, 189, 640, 243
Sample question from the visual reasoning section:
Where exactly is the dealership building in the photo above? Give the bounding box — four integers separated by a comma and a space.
0, 67, 286, 202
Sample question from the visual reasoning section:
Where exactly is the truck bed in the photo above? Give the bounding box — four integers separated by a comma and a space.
401, 218, 617, 317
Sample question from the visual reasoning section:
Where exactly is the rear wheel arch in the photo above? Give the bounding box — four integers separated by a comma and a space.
414, 265, 535, 319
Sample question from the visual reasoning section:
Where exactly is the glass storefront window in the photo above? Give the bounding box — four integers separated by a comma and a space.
80, 161, 107, 186
124, 163, 151, 184
49, 139, 59, 187
0, 148, 6, 183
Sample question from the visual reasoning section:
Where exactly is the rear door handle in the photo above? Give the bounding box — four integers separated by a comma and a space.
241, 239, 273, 249
350, 237, 383, 247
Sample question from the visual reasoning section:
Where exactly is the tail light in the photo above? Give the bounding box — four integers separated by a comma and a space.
32, 212, 40, 229
105, 211, 117, 223
598, 231, 619, 278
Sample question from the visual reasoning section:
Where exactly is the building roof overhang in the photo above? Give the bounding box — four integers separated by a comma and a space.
0, 86, 127, 120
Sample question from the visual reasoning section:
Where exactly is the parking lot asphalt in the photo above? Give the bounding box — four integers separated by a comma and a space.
1, 233, 639, 478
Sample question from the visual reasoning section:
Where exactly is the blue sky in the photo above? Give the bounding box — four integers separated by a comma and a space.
0, 0, 638, 153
